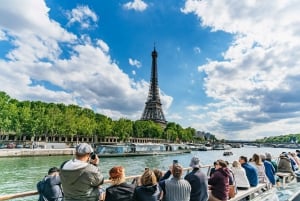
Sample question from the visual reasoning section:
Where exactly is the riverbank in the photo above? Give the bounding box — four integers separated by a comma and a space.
0, 148, 75, 157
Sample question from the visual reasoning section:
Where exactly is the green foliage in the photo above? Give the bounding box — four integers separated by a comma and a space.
256, 133, 300, 143
0, 91, 205, 142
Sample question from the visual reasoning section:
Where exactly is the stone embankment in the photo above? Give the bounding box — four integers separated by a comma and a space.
0, 148, 75, 157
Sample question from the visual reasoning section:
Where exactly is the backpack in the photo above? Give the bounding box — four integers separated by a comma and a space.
37, 177, 63, 201
37, 178, 49, 201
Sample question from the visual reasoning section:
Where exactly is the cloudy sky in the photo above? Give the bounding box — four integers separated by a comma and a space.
0, 0, 300, 140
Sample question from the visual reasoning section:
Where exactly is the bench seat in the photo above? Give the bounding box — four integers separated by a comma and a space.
229, 183, 267, 201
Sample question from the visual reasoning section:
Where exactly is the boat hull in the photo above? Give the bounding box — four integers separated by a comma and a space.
97, 149, 191, 157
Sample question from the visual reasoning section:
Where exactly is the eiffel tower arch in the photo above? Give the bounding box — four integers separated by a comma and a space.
141, 47, 167, 127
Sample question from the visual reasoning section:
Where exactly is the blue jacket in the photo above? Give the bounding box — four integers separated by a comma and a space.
263, 160, 276, 185
241, 163, 258, 187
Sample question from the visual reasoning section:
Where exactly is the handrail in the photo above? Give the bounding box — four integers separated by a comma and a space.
0, 167, 201, 201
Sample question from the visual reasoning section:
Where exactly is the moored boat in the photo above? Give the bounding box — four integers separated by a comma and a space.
213, 144, 232, 150
95, 143, 191, 157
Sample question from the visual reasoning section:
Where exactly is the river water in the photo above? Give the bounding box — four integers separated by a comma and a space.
0, 146, 294, 200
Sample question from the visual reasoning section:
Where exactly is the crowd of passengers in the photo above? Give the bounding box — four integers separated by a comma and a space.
37, 143, 300, 201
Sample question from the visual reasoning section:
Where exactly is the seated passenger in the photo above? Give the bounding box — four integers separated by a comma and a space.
239, 156, 259, 187
231, 160, 250, 190
208, 159, 230, 201
250, 153, 269, 183
260, 154, 276, 186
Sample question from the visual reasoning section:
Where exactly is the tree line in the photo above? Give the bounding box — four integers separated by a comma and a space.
0, 91, 201, 142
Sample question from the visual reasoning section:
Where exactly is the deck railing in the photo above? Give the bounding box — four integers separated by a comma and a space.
0, 164, 270, 201
0, 167, 200, 201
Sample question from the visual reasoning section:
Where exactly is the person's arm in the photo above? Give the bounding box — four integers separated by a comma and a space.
160, 170, 171, 181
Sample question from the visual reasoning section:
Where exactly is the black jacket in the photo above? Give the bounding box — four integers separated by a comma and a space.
104, 182, 135, 201
133, 184, 160, 201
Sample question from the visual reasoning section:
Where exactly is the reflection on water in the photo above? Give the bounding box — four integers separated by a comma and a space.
0, 147, 295, 200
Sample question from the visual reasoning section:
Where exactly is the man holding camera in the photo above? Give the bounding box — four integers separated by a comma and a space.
60, 143, 104, 201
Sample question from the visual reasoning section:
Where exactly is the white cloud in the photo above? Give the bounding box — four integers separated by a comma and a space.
129, 58, 142, 68
0, 30, 7, 40
193, 46, 201, 54
66, 5, 98, 29
0, 0, 172, 122
123, 0, 148, 12
182, 0, 300, 139
97, 39, 109, 53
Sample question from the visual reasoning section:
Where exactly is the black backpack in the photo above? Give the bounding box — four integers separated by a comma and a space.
37, 177, 63, 201
37, 178, 49, 201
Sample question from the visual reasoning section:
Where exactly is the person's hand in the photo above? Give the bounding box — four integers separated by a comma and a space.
90, 154, 100, 166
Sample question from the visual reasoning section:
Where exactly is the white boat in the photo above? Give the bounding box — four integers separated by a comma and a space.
212, 144, 232, 150
95, 143, 191, 157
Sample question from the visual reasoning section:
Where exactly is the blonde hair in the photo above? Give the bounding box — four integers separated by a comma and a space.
232, 160, 241, 168
140, 169, 157, 186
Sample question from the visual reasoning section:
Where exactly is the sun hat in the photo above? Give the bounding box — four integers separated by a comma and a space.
75, 143, 93, 155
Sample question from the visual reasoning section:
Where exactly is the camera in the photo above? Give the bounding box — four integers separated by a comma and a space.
90, 152, 96, 160
173, 159, 178, 164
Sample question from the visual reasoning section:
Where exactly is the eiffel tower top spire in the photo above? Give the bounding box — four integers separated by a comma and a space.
141, 48, 167, 126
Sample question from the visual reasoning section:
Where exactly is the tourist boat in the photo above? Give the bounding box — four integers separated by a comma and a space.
95, 143, 191, 157
223, 151, 233, 156
212, 144, 232, 150
197, 144, 212, 151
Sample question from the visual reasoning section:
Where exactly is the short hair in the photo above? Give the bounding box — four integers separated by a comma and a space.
140, 169, 157, 186
109, 166, 125, 185
48, 167, 59, 175
172, 164, 183, 179
239, 156, 248, 163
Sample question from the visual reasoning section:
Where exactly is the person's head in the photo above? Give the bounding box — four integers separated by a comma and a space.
239, 156, 248, 164
140, 169, 157, 186
172, 164, 183, 179
48, 167, 59, 175
265, 152, 272, 161
213, 161, 217, 167
252, 153, 262, 165
215, 159, 227, 169
109, 166, 125, 185
75, 143, 94, 161
189, 156, 201, 169
232, 160, 241, 168
153, 169, 163, 181
260, 154, 266, 161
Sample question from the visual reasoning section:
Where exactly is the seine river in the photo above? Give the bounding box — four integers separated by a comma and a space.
0, 146, 294, 200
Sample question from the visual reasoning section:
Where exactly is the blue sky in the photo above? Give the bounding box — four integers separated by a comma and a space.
1, 0, 300, 140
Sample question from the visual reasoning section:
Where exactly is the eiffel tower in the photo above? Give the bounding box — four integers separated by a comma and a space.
141, 47, 167, 126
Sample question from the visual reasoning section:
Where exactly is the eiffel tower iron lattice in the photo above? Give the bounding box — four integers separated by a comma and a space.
141, 47, 167, 126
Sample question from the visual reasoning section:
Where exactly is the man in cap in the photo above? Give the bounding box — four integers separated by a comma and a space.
60, 143, 104, 201
184, 157, 208, 201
